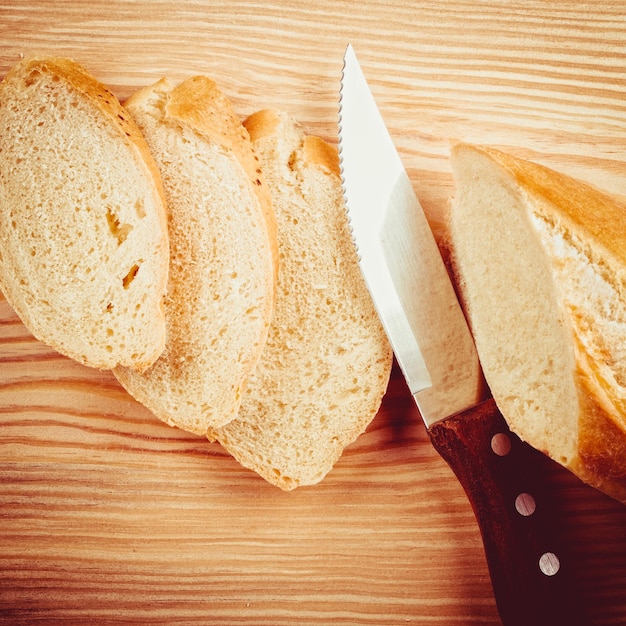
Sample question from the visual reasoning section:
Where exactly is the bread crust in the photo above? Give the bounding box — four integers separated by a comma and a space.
449, 143, 626, 504
478, 145, 626, 269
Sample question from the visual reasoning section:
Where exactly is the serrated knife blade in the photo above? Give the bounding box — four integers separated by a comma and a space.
338, 44, 483, 426
338, 44, 583, 626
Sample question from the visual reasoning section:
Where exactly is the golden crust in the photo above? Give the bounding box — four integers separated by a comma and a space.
302, 135, 341, 177
473, 145, 626, 269
243, 108, 281, 142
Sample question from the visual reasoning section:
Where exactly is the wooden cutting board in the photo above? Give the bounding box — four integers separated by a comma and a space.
1, 1, 626, 623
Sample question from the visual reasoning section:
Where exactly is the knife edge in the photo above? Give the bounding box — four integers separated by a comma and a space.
338, 43, 483, 426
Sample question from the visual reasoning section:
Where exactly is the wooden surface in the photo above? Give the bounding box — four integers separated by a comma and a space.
1, 1, 626, 623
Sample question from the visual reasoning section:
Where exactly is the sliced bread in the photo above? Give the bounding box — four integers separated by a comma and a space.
0, 56, 169, 371
448, 143, 626, 503
208, 110, 393, 490
114, 77, 278, 433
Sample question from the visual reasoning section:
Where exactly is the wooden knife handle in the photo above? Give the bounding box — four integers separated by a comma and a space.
428, 398, 585, 626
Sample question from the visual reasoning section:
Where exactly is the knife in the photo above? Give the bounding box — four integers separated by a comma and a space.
338, 44, 584, 626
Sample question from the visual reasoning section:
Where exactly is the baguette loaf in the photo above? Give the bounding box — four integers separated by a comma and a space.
114, 77, 278, 433
0, 56, 169, 371
208, 110, 393, 490
449, 143, 626, 503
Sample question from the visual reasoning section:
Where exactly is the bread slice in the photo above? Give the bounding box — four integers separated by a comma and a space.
448, 142, 626, 503
0, 56, 169, 371
208, 110, 393, 490
113, 77, 278, 433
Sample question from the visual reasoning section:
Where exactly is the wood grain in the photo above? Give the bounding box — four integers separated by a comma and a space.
1, 1, 626, 623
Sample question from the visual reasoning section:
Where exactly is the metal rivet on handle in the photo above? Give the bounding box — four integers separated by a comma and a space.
539, 552, 560, 576
491, 432, 512, 456
515, 492, 536, 516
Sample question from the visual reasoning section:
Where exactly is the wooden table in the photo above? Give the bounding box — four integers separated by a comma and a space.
1, 1, 626, 623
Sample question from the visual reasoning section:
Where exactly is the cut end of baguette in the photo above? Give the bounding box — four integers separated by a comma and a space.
0, 56, 169, 371
114, 77, 277, 433
210, 110, 393, 491
449, 142, 626, 503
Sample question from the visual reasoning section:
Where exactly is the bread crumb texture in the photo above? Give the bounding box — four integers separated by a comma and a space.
210, 110, 393, 491
114, 77, 277, 432
0, 56, 168, 370
449, 143, 626, 503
